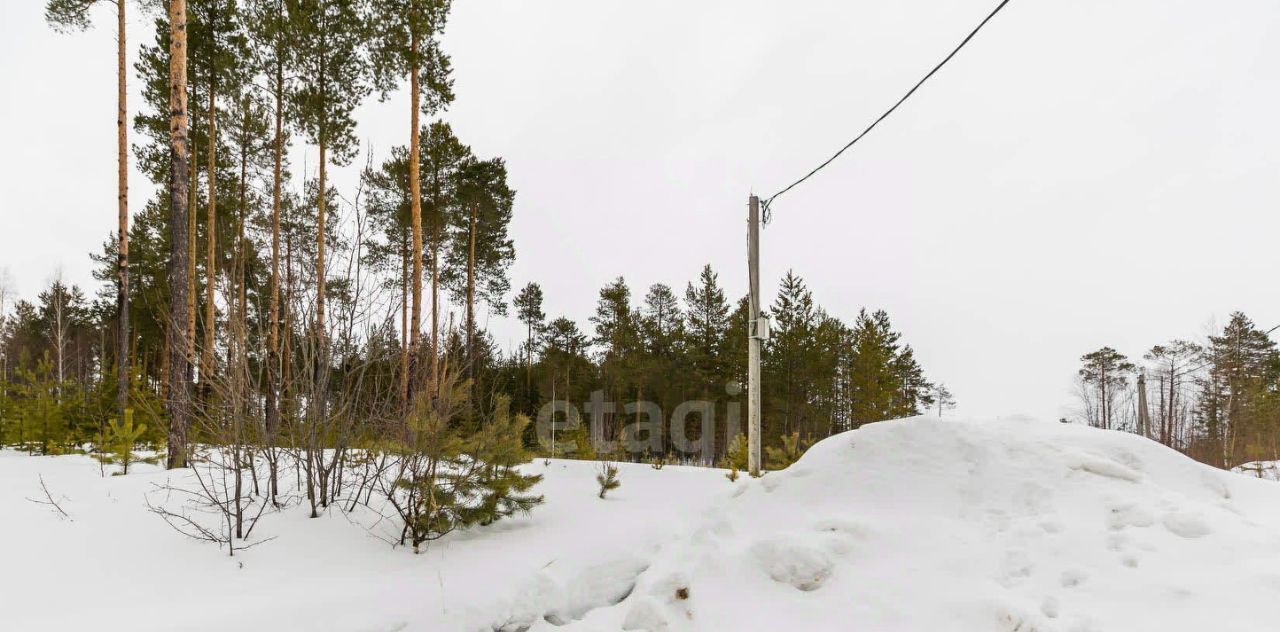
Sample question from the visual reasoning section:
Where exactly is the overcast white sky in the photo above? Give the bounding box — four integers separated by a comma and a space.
2, 0, 1279, 421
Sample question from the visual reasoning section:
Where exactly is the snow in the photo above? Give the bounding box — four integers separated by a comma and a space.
1233, 460, 1280, 482
5, 417, 1280, 631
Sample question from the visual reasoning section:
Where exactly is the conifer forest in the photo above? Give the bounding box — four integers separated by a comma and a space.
4, 1, 1280, 630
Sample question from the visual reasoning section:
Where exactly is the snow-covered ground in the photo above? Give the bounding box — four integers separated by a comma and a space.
5, 417, 1280, 631
1233, 460, 1280, 482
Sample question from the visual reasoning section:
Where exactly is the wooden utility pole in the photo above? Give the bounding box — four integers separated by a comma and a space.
747, 195, 762, 476
1137, 369, 1150, 438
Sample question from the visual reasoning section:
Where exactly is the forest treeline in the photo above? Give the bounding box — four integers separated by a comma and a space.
1075, 311, 1280, 470
3, 0, 939, 477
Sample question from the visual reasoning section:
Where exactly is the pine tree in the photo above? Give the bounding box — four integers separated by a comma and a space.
287, 0, 372, 343
419, 121, 470, 387
765, 432, 807, 471
934, 383, 956, 416
446, 156, 515, 374
45, 0, 132, 421
596, 460, 621, 499
370, 0, 455, 384
513, 282, 545, 391
101, 409, 148, 475
1078, 347, 1135, 430
245, 0, 295, 450
363, 147, 414, 402
1144, 340, 1199, 447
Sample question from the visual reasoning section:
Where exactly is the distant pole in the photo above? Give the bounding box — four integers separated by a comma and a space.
1137, 369, 1150, 438
747, 195, 762, 476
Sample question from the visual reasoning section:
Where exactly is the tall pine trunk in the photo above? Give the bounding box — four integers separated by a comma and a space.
317, 141, 326, 341
166, 0, 192, 470
466, 202, 476, 378
203, 72, 218, 393
116, 0, 130, 419
430, 211, 439, 394
187, 127, 197, 369
400, 229, 409, 408
265, 38, 283, 465
408, 44, 423, 397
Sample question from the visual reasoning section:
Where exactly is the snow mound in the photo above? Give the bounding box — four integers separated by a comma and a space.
537, 417, 1280, 631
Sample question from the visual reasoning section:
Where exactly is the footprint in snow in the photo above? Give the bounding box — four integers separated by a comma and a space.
1059, 569, 1087, 588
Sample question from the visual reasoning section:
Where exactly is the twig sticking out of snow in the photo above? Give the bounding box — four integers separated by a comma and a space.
26, 475, 70, 520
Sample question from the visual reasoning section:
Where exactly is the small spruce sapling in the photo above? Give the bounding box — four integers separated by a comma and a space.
101, 409, 147, 475
596, 460, 621, 499
719, 433, 748, 471
765, 432, 808, 471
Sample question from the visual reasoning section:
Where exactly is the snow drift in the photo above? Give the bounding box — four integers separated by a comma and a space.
533, 417, 1280, 631
5, 417, 1280, 631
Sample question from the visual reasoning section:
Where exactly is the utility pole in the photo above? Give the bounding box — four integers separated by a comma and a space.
747, 195, 762, 476
1137, 369, 1150, 438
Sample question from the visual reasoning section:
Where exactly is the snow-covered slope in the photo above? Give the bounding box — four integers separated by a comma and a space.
547, 417, 1280, 631
4, 418, 1280, 631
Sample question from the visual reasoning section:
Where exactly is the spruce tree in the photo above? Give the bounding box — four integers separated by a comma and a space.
684, 265, 729, 390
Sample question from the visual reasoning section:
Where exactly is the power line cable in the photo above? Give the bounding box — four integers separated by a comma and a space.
761, 0, 1015, 222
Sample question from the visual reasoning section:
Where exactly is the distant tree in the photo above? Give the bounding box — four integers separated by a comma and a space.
1144, 340, 1200, 447
684, 265, 729, 391
1196, 313, 1279, 467
1078, 347, 1135, 430
37, 276, 89, 396
513, 282, 545, 388
934, 383, 956, 416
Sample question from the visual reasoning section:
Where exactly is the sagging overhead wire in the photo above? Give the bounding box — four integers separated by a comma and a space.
760, 0, 1015, 224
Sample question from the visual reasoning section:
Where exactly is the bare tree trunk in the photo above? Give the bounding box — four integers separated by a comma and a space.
116, 0, 130, 419
167, 0, 193, 470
